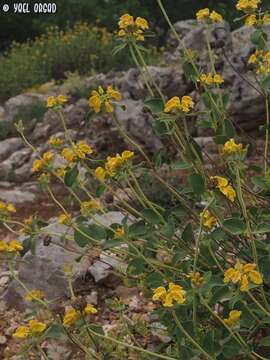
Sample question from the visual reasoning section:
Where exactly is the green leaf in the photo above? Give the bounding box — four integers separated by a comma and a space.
88, 324, 105, 336
161, 220, 175, 238
188, 173, 205, 195
64, 165, 78, 187
250, 29, 267, 49
183, 61, 197, 82
182, 223, 194, 242
251, 175, 269, 190
74, 225, 92, 247
254, 223, 270, 234
261, 75, 270, 90
86, 224, 107, 240
128, 220, 147, 237
127, 258, 146, 276
141, 208, 163, 225
259, 336, 270, 347
144, 98, 164, 113
74, 224, 106, 247
145, 272, 164, 288
43, 324, 65, 339
223, 218, 246, 235
171, 161, 193, 170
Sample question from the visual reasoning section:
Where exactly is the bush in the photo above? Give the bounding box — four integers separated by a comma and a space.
0, 22, 134, 101
3, 2, 270, 360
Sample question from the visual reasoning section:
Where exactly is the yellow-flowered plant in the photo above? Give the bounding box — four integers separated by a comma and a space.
89, 85, 121, 113
222, 138, 245, 156
236, 0, 260, 11
196, 8, 223, 23
224, 260, 263, 292
13, 319, 46, 338
118, 13, 149, 42
152, 282, 186, 307
32, 151, 54, 173
47, 94, 68, 108
248, 49, 270, 74
224, 310, 242, 327
200, 209, 217, 229
25, 289, 45, 302
164, 96, 194, 113
211, 176, 236, 202
199, 73, 224, 86
188, 272, 204, 287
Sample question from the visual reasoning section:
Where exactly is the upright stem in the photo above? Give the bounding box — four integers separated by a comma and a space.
264, 95, 269, 174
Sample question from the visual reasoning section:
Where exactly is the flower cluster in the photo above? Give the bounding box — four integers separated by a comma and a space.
61, 141, 93, 163
0, 201, 16, 215
47, 94, 68, 108
164, 96, 194, 114
58, 213, 72, 225
248, 49, 270, 75
224, 310, 242, 327
25, 289, 45, 302
222, 139, 245, 156
224, 259, 263, 292
199, 73, 224, 86
95, 150, 134, 181
32, 151, 54, 173
196, 8, 223, 22
200, 209, 217, 230
80, 199, 102, 216
0, 240, 23, 253
210, 176, 236, 202
188, 271, 204, 287
13, 319, 46, 339
48, 135, 64, 147
89, 85, 121, 113
236, 0, 260, 11
245, 13, 270, 26
118, 13, 149, 42
63, 304, 97, 327
152, 283, 186, 308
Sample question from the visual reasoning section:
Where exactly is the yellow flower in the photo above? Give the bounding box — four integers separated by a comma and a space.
152, 286, 167, 302
47, 95, 68, 108
164, 96, 194, 113
115, 227, 125, 237
32, 159, 44, 172
89, 86, 121, 113
220, 185, 236, 202
135, 17, 149, 30
28, 319, 46, 333
121, 150, 134, 161
56, 166, 66, 178
95, 167, 107, 182
48, 136, 64, 146
47, 96, 57, 108
199, 73, 224, 86
80, 200, 102, 216
210, 11, 223, 22
25, 289, 45, 302
181, 96, 194, 113
196, 8, 210, 21
152, 283, 186, 307
57, 94, 68, 105
189, 271, 204, 286
222, 139, 244, 155
200, 209, 217, 229
6, 203, 16, 213
84, 304, 98, 315
73, 141, 93, 159
13, 326, 30, 339
63, 307, 81, 327
224, 259, 263, 292
0, 241, 9, 252
42, 151, 54, 163
61, 148, 76, 162
245, 14, 257, 26
119, 13, 134, 28
58, 213, 72, 225
263, 14, 270, 24
8, 240, 23, 252
89, 90, 102, 113
224, 310, 241, 327
105, 155, 124, 176
236, 0, 260, 11
210, 176, 236, 202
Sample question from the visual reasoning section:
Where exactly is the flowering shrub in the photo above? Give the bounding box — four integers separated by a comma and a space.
2, 1, 270, 359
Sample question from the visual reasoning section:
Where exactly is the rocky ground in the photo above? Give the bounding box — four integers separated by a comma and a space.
0, 20, 269, 359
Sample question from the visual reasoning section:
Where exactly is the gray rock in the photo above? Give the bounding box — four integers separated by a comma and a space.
0, 137, 24, 162
0, 187, 36, 204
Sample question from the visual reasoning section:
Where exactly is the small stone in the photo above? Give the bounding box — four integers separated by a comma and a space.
0, 335, 7, 344
0, 276, 10, 287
